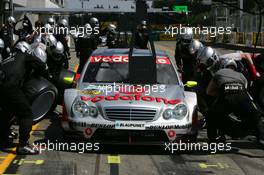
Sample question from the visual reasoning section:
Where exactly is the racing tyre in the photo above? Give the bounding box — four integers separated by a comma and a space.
23, 77, 58, 123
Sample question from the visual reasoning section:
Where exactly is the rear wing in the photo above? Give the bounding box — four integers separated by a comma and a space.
128, 28, 157, 84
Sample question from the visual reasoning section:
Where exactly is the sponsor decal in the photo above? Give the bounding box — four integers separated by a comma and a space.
146, 123, 192, 130
81, 90, 102, 95
83, 85, 102, 90
71, 121, 191, 130
71, 122, 115, 129
115, 121, 146, 130
80, 94, 181, 105
168, 130, 176, 138
83, 127, 97, 139
164, 129, 177, 141
90, 55, 171, 64
84, 128, 93, 136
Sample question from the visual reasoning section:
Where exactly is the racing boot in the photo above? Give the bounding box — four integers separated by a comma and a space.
16, 143, 40, 155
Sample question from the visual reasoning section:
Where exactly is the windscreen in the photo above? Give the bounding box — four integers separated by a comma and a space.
82, 55, 179, 85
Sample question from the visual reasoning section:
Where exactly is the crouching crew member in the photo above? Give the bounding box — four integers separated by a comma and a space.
0, 41, 48, 154
206, 58, 264, 145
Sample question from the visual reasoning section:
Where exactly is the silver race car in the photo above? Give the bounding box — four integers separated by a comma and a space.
62, 48, 198, 144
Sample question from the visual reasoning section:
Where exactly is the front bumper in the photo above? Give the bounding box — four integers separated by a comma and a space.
62, 119, 198, 144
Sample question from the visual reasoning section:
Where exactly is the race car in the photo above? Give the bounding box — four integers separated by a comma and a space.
62, 48, 199, 144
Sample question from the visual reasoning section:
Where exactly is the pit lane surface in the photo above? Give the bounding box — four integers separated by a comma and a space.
1, 41, 264, 175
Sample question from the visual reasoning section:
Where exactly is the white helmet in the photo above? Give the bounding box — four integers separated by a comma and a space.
59, 19, 68, 27
197, 47, 219, 68
181, 27, 193, 44
55, 41, 64, 54
47, 18, 55, 26
45, 34, 57, 48
44, 23, 52, 29
90, 17, 99, 27
7, 16, 16, 25
219, 58, 238, 70
15, 41, 31, 53
32, 47, 47, 63
0, 39, 4, 49
108, 24, 117, 33
51, 41, 64, 61
189, 39, 203, 55
141, 20, 147, 26
141, 20, 147, 29
44, 23, 54, 33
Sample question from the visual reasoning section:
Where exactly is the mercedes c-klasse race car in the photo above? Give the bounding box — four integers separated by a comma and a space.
62, 48, 199, 144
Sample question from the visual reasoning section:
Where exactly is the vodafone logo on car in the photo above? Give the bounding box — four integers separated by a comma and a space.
90, 55, 171, 64
80, 94, 182, 105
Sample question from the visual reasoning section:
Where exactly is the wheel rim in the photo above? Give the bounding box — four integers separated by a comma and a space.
31, 90, 56, 121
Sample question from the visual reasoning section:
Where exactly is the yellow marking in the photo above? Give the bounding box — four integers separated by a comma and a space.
0, 151, 16, 174
13, 159, 44, 165
107, 156, 121, 164
199, 163, 229, 169
0, 124, 39, 174
0, 157, 7, 159
24, 160, 44, 165
217, 163, 229, 169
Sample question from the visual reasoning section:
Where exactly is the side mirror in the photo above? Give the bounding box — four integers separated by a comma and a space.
64, 77, 74, 85
185, 81, 198, 88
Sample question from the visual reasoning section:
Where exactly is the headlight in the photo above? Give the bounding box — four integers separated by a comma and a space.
163, 109, 175, 120
163, 103, 188, 120
174, 104, 188, 120
73, 101, 98, 118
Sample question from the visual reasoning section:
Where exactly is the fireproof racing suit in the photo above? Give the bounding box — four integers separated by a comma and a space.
0, 51, 47, 146
135, 28, 149, 49
175, 41, 197, 83
55, 34, 70, 69
76, 34, 98, 74
206, 68, 264, 141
